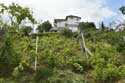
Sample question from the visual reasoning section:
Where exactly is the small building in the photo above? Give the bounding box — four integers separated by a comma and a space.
53, 15, 81, 32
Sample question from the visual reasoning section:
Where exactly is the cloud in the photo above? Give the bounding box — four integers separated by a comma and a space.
0, 0, 116, 25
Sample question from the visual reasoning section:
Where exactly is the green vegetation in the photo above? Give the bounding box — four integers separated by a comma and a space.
120, 6, 125, 15
0, 27, 125, 83
78, 22, 96, 32
0, 3, 125, 83
38, 21, 52, 32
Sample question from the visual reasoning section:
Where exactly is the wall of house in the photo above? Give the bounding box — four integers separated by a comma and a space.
66, 17, 80, 32
55, 17, 81, 32
69, 26, 78, 32
67, 17, 80, 25
56, 21, 66, 28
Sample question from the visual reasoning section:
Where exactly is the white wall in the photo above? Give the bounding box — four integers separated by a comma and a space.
56, 21, 66, 28
69, 26, 78, 32
55, 17, 81, 32
67, 17, 80, 25
67, 17, 80, 32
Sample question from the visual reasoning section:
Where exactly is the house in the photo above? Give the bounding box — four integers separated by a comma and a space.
52, 15, 81, 32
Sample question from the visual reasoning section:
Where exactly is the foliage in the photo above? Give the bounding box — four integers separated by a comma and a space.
100, 21, 107, 30
0, 3, 36, 25
120, 6, 125, 15
37, 21, 52, 32
35, 67, 54, 83
12, 60, 30, 78
92, 64, 120, 83
0, 3, 125, 83
119, 65, 125, 78
0, 28, 125, 83
0, 34, 20, 76
61, 28, 74, 38
78, 22, 96, 32
20, 26, 32, 36
88, 42, 123, 83
48, 69, 87, 83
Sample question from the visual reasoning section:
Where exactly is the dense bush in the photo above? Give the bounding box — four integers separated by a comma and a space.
87, 42, 124, 83
0, 34, 21, 76
61, 28, 74, 38
0, 24, 125, 83
48, 69, 88, 83
35, 67, 53, 83
92, 64, 121, 83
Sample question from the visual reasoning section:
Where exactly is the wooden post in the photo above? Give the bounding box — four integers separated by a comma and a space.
81, 32, 93, 57
35, 35, 38, 71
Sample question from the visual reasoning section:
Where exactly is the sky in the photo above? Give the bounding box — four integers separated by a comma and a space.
0, 0, 125, 27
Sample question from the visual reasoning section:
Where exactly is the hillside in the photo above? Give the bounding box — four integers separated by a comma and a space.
0, 30, 125, 83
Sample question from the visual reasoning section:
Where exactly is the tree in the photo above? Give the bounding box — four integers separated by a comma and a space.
78, 22, 96, 32
0, 3, 36, 25
100, 21, 106, 30
37, 21, 52, 32
113, 6, 125, 31
21, 26, 32, 36
61, 28, 73, 37
120, 6, 125, 15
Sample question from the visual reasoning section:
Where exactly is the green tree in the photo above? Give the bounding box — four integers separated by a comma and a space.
100, 21, 106, 30
38, 21, 52, 32
0, 3, 36, 25
78, 22, 96, 32
120, 6, 125, 15
21, 26, 32, 36
61, 28, 73, 37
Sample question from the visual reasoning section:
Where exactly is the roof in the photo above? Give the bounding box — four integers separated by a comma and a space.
54, 19, 66, 23
54, 15, 81, 23
66, 15, 81, 20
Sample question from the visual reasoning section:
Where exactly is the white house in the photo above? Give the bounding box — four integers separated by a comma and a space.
53, 15, 81, 32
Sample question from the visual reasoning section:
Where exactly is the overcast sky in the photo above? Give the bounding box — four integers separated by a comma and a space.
0, 0, 124, 26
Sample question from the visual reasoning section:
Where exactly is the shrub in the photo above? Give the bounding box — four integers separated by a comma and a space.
0, 35, 20, 76
21, 26, 32, 36
34, 67, 53, 83
119, 65, 125, 78
48, 69, 87, 83
72, 63, 83, 73
61, 28, 73, 38
92, 64, 120, 83
12, 60, 30, 78
89, 42, 122, 67
68, 55, 90, 73
0, 78, 17, 83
